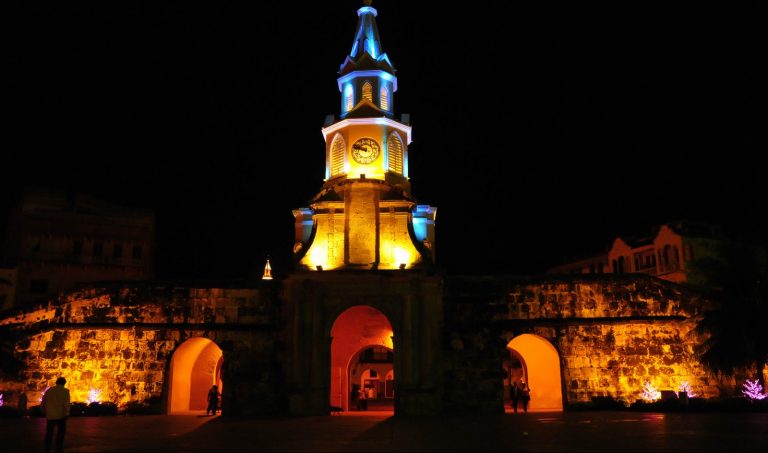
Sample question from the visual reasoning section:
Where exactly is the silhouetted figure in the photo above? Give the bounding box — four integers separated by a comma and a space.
206, 385, 221, 416
18, 392, 28, 416
42, 377, 70, 453
359, 387, 368, 411
521, 382, 531, 412
351, 384, 360, 411
510, 380, 521, 413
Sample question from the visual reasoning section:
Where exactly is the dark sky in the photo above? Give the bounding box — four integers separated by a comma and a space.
5, 1, 766, 279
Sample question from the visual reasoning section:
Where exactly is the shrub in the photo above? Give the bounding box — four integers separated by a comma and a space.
0, 406, 20, 418
591, 396, 628, 410
121, 396, 162, 415
28, 405, 44, 417
70, 402, 88, 417
85, 402, 118, 416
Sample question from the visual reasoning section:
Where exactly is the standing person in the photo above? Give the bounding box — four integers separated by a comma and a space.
521, 381, 531, 413
510, 380, 520, 413
351, 384, 360, 411
42, 377, 70, 453
359, 386, 368, 411
206, 385, 221, 416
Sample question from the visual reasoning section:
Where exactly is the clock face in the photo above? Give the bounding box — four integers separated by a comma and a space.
351, 138, 380, 164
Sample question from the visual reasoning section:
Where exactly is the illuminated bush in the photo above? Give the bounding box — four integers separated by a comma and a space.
640, 381, 661, 403
742, 379, 767, 402
678, 381, 697, 398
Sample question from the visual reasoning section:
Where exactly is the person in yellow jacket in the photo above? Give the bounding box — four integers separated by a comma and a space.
42, 377, 70, 453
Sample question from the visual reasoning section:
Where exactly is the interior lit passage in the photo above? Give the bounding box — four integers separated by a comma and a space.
507, 334, 563, 411
330, 305, 394, 412
168, 337, 223, 414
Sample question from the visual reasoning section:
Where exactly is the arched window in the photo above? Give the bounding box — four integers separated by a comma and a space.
330, 134, 346, 177
380, 86, 389, 111
344, 84, 354, 112
362, 81, 373, 102
387, 132, 404, 174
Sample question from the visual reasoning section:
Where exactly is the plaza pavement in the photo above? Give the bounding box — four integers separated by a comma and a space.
3, 410, 768, 452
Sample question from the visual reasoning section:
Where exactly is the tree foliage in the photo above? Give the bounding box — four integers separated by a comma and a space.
687, 239, 768, 378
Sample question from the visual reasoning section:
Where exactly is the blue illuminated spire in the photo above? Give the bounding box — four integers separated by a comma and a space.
350, 1, 382, 60
340, 0, 395, 76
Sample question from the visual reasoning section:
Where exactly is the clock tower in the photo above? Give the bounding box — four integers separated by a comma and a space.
293, 0, 436, 271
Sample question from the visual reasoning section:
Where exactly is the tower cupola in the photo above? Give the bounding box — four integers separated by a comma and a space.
338, 0, 397, 119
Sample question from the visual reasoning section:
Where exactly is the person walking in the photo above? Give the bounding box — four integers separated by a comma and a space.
206, 385, 221, 416
510, 380, 521, 412
42, 377, 70, 453
521, 381, 531, 413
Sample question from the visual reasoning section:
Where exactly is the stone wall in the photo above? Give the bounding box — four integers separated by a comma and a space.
0, 273, 734, 416
500, 275, 717, 404
442, 274, 722, 411
0, 283, 283, 415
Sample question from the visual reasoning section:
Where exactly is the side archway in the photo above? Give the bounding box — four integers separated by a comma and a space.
507, 334, 563, 411
167, 337, 223, 414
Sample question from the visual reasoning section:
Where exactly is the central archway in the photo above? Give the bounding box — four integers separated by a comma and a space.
168, 337, 223, 414
330, 305, 394, 413
506, 334, 563, 411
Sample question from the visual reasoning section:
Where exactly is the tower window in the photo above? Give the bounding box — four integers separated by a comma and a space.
344, 84, 354, 111
380, 86, 389, 110
330, 133, 346, 176
387, 132, 404, 174
362, 81, 373, 102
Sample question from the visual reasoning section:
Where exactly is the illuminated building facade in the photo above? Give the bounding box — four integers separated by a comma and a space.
1, 189, 154, 309
547, 222, 723, 283
0, 2, 747, 418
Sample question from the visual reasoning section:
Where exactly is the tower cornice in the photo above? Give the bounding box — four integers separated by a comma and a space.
322, 118, 412, 145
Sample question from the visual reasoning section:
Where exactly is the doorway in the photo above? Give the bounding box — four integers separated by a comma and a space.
330, 305, 394, 413
167, 337, 223, 414
506, 334, 563, 411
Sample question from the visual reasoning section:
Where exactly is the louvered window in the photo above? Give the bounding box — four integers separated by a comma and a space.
344, 84, 354, 111
362, 81, 373, 102
380, 86, 389, 110
387, 132, 403, 174
330, 134, 346, 176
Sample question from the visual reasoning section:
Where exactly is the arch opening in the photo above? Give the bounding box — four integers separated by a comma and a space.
506, 334, 563, 412
330, 305, 394, 413
168, 337, 223, 414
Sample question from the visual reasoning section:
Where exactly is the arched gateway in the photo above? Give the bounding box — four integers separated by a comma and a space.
283, 272, 443, 416
330, 306, 394, 412
167, 337, 223, 414
506, 334, 563, 411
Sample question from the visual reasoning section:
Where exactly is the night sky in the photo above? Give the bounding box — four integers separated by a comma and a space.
5, 1, 766, 280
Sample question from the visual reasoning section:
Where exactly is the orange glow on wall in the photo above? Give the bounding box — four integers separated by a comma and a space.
507, 334, 563, 411
168, 337, 223, 413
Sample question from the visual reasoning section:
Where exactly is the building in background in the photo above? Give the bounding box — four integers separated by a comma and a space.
547, 221, 723, 283
1, 189, 154, 309
0, 267, 17, 311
